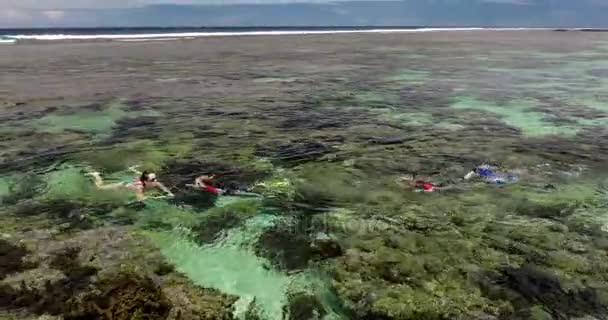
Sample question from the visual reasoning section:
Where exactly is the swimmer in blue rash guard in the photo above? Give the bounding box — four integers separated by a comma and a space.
464, 164, 519, 185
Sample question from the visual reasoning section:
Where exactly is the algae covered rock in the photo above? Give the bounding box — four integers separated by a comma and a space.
255, 224, 316, 271
1, 227, 239, 320
73, 272, 172, 320
54, 237, 237, 320
282, 292, 327, 320
478, 264, 608, 320
254, 140, 334, 166
0, 174, 45, 206
163, 277, 238, 320
327, 227, 504, 320
255, 220, 343, 271
310, 232, 343, 259
0, 249, 99, 317
194, 199, 260, 244
0, 239, 37, 280
12, 199, 117, 231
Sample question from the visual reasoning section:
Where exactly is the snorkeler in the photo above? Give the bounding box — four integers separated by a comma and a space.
398, 175, 438, 193
413, 179, 437, 192
188, 174, 261, 198
398, 175, 465, 193
190, 175, 224, 195
464, 164, 518, 185
86, 165, 174, 201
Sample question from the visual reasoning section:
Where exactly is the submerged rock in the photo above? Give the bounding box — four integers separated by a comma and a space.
310, 232, 343, 259
103, 116, 162, 144
163, 277, 237, 320
480, 264, 608, 319
47, 247, 99, 280
13, 199, 117, 231
1, 227, 239, 320
0, 246, 99, 317
367, 136, 410, 145
194, 201, 260, 244
75, 272, 172, 320
255, 140, 333, 165
255, 225, 315, 271
255, 226, 343, 271
515, 200, 578, 220
1, 271, 171, 320
1, 174, 46, 206
0, 239, 37, 280
283, 292, 327, 320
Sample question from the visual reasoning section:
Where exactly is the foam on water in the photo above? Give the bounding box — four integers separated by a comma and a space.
4, 28, 544, 42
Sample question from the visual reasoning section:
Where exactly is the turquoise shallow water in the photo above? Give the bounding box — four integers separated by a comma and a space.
2, 32, 608, 319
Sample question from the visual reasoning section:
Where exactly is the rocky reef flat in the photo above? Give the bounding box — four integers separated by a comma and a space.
2, 31, 608, 319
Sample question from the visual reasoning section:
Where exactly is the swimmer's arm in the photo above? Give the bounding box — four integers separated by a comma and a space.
155, 182, 175, 197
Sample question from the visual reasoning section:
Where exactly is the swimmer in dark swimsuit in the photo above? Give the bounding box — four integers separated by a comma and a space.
87, 165, 174, 201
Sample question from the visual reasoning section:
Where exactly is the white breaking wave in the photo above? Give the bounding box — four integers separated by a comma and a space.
0, 39, 16, 44
117, 37, 190, 42
4, 27, 547, 42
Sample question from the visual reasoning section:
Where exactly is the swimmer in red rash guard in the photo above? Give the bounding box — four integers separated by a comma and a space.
192, 175, 225, 195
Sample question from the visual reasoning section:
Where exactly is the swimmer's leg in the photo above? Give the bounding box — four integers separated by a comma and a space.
86, 172, 125, 190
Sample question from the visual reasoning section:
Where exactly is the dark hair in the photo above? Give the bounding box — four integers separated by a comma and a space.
140, 171, 151, 185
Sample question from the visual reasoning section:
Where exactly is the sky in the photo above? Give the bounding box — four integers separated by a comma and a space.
1, 0, 608, 28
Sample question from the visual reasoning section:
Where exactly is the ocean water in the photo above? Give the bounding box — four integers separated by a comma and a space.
1, 29, 608, 319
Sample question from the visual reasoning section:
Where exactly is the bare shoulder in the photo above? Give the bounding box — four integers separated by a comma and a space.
149, 181, 163, 187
